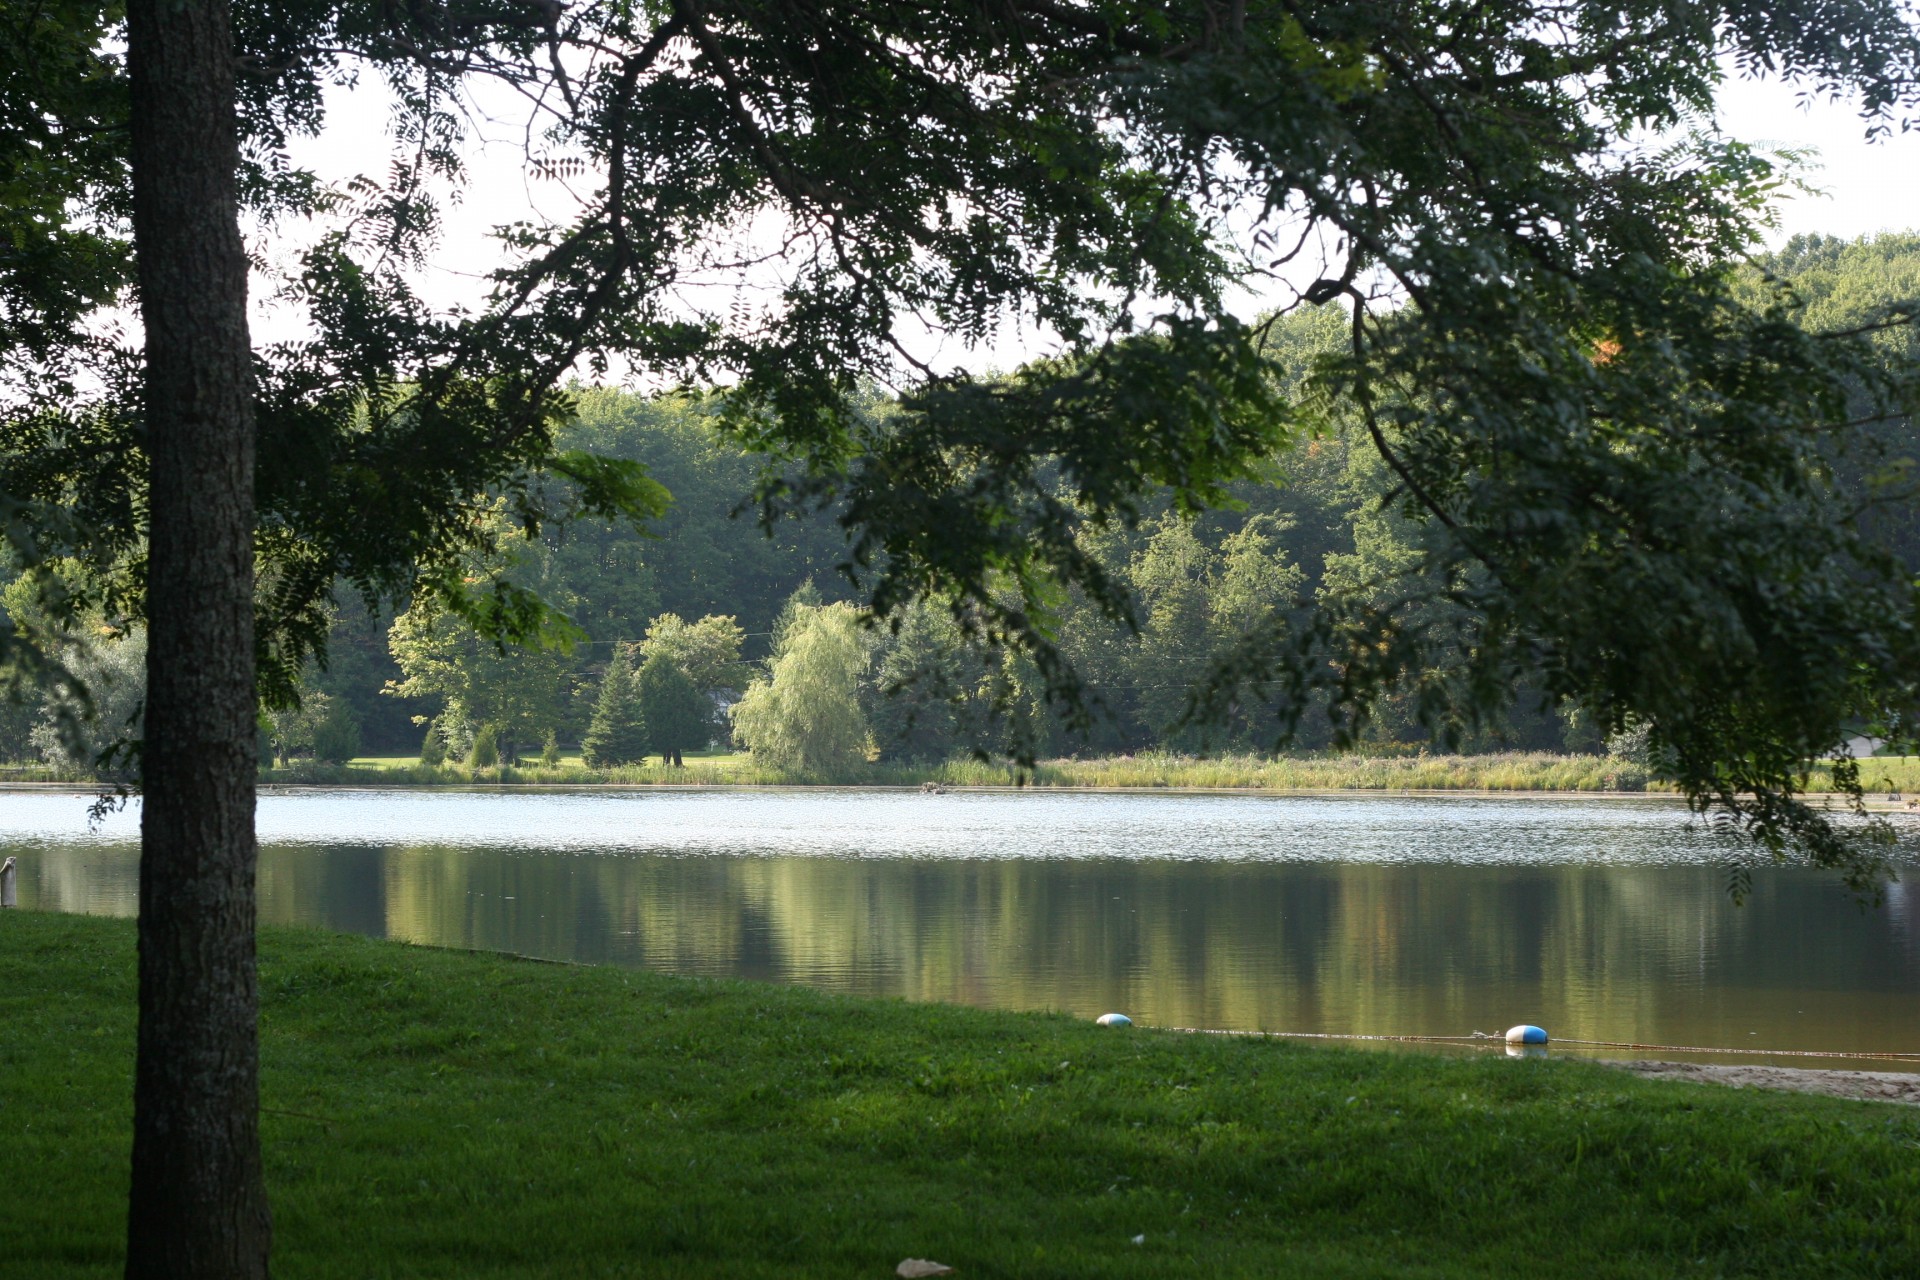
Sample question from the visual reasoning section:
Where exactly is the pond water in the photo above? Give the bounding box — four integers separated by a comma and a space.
5, 787, 1917, 1068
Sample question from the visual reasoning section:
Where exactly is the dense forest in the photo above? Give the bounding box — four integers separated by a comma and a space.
6, 232, 1919, 770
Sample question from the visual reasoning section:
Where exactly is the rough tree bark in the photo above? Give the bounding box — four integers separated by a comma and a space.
124, 0, 271, 1274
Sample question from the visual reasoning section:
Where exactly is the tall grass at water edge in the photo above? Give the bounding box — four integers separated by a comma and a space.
1013, 751, 1657, 792
243, 750, 1662, 791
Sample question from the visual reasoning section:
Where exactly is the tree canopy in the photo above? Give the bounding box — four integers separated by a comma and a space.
7, 4, 1920, 1269
732, 601, 871, 774
633, 651, 712, 765
7, 2, 1920, 871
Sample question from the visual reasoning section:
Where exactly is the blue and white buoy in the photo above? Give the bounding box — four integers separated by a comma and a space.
1505, 1024, 1548, 1046
1095, 1012, 1132, 1027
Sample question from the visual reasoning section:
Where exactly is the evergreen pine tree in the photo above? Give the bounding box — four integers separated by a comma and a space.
634, 652, 711, 766
582, 646, 648, 766
468, 724, 499, 768
870, 600, 971, 762
419, 720, 447, 766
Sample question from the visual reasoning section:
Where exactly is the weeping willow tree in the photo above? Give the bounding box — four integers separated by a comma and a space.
732, 603, 871, 774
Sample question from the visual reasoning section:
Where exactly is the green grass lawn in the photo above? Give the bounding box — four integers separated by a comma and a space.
4, 911, 1917, 1277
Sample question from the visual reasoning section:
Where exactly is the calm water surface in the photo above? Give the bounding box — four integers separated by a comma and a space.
5, 788, 1917, 1068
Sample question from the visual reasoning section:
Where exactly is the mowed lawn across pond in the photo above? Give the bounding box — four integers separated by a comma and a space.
5, 911, 1918, 1278
21, 749, 1920, 798
239, 749, 1920, 798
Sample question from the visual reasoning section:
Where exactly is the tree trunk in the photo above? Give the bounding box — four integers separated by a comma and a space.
124, 0, 270, 1275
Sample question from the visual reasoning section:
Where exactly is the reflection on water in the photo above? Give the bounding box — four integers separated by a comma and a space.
0, 787, 1814, 863
5, 789, 1917, 1067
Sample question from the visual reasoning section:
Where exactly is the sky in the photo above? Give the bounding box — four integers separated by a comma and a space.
269, 63, 1920, 379
1715, 75, 1920, 243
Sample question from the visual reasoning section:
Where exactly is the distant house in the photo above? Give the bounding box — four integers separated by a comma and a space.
1840, 734, 1886, 759
709, 690, 739, 749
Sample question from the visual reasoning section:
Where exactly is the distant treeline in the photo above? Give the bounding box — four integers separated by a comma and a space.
5, 233, 1917, 769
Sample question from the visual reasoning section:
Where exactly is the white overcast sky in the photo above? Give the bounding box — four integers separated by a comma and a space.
267, 66, 1920, 379
1716, 75, 1920, 242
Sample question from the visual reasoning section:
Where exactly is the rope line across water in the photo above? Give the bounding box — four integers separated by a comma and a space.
1164, 1027, 1920, 1063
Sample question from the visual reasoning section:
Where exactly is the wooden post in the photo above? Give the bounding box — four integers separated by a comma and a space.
1, 856, 16, 908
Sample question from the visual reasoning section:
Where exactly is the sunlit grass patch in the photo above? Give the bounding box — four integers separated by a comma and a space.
1811, 756, 1920, 795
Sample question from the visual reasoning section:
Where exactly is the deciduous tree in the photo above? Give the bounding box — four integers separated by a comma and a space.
731, 604, 871, 774
6, 3, 1920, 1272
641, 613, 750, 701
633, 651, 710, 765
124, 1, 270, 1271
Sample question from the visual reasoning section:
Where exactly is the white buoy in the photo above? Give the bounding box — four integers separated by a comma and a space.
1095, 1012, 1132, 1027
1505, 1024, 1548, 1046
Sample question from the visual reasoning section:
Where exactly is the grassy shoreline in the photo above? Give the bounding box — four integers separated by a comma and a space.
4, 910, 1917, 1277
0, 752, 1666, 790
294, 750, 1669, 792
11, 749, 1920, 797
